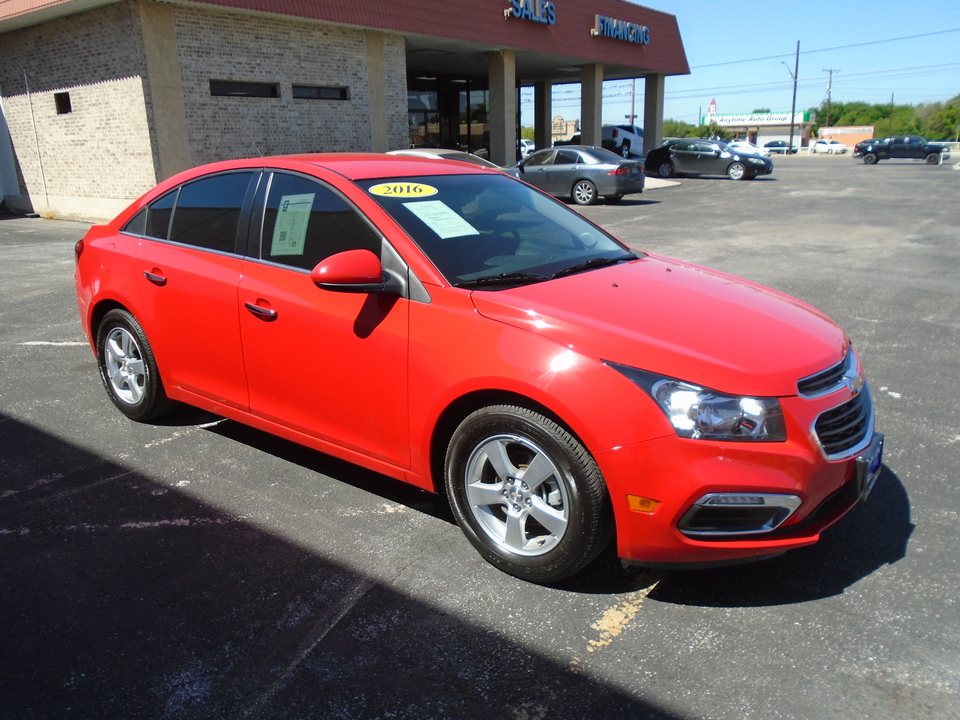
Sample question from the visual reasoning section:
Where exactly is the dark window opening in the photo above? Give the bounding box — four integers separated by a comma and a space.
144, 190, 177, 240
209, 80, 280, 98
169, 172, 255, 253
54, 92, 72, 115
292, 85, 349, 101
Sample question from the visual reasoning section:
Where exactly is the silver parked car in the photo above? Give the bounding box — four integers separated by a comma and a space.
510, 146, 645, 205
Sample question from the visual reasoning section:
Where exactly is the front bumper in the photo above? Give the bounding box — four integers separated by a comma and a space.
595, 411, 880, 566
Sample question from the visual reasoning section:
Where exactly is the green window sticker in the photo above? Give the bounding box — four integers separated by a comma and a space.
271, 193, 315, 256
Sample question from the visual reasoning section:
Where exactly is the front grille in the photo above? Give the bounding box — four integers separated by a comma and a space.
815, 389, 873, 459
798, 353, 850, 397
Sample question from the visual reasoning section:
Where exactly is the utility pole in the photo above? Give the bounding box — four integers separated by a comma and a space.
888, 93, 895, 136
783, 41, 799, 151
823, 68, 840, 130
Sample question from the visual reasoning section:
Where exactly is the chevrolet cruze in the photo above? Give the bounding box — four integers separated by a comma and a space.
75, 154, 883, 583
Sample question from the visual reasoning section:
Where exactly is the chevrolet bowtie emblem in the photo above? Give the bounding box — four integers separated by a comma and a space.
845, 373, 864, 395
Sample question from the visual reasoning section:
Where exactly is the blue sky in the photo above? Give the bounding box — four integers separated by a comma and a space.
522, 1, 960, 128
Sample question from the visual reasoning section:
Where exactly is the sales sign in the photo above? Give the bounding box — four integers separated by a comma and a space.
505, 0, 556, 25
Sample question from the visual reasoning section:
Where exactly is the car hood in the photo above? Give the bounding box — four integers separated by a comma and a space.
470, 254, 848, 397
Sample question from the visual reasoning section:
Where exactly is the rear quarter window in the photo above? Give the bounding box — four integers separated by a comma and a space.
123, 190, 177, 239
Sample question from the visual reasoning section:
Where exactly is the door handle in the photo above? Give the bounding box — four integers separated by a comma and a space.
244, 302, 277, 321
143, 271, 167, 286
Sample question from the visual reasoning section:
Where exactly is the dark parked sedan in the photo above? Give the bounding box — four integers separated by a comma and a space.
511, 146, 644, 205
646, 139, 774, 180
764, 140, 799, 154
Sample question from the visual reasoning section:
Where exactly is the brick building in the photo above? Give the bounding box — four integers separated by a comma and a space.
0, 0, 688, 220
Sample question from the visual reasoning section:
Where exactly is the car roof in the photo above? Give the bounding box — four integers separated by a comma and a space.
167, 153, 491, 185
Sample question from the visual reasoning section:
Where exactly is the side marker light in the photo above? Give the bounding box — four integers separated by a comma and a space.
627, 495, 660, 513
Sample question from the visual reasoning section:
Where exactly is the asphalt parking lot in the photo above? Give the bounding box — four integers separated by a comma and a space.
1, 154, 958, 719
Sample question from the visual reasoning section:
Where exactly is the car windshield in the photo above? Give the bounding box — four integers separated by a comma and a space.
358, 173, 639, 288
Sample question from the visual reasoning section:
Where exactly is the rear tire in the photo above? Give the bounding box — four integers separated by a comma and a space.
657, 161, 674, 178
96, 309, 173, 422
444, 405, 612, 583
620, 142, 631, 158
571, 179, 598, 206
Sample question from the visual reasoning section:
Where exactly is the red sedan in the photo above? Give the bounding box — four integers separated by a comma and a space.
74, 154, 883, 583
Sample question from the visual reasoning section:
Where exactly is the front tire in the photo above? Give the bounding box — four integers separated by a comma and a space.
96, 308, 172, 421
444, 405, 612, 583
727, 162, 747, 180
863, 153, 878, 165
571, 179, 598, 206
925, 152, 940, 165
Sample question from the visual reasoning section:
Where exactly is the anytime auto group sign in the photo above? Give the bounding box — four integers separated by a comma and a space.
705, 112, 814, 127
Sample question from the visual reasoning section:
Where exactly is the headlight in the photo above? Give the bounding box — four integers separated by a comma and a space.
606, 363, 787, 442
747, 157, 766, 164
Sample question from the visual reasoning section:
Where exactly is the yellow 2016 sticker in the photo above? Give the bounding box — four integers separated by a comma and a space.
368, 182, 438, 198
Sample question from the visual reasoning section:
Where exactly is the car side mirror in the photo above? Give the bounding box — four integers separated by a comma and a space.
311, 249, 403, 295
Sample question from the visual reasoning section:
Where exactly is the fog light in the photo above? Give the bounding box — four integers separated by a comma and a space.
627, 495, 660, 513
678, 493, 801, 536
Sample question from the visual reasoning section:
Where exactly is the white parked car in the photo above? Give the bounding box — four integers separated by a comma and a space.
519, 139, 535, 157
811, 140, 849, 155
727, 141, 771, 157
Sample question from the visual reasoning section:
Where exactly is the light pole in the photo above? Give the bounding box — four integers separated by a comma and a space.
781, 41, 800, 151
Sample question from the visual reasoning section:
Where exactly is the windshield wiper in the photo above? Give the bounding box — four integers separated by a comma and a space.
455, 271, 549, 289
552, 253, 638, 279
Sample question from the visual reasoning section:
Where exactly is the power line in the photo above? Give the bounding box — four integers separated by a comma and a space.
689, 28, 960, 70
654, 62, 960, 100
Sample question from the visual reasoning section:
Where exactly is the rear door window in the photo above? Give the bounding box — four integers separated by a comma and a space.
168, 172, 255, 253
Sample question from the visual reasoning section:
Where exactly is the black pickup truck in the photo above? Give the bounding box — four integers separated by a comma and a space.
853, 135, 950, 165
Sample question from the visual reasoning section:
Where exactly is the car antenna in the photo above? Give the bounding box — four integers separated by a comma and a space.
242, 125, 265, 157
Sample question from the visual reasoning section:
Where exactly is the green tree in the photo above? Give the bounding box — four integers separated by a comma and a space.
697, 122, 731, 140
806, 95, 960, 139
662, 119, 698, 138
917, 96, 960, 140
